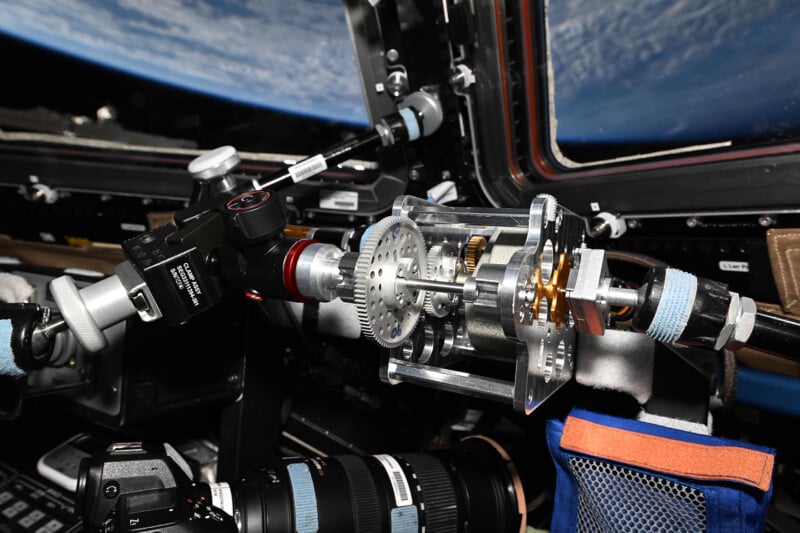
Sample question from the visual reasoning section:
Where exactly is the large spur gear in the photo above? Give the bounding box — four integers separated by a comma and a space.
353, 216, 427, 348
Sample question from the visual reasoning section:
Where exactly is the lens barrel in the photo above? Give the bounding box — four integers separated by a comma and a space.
210, 436, 525, 533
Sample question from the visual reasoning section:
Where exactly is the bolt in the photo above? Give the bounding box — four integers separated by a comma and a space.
103, 481, 120, 499
449, 71, 466, 87
67, 358, 77, 368
626, 219, 641, 229
686, 216, 701, 228
536, 194, 558, 223
758, 215, 776, 227
227, 374, 239, 383
386, 70, 409, 98
386, 48, 400, 63
409, 169, 421, 181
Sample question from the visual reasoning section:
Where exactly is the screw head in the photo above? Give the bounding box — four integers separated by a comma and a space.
686, 216, 701, 228
758, 215, 775, 227
103, 481, 120, 499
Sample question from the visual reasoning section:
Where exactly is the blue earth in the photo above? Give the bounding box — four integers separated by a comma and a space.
549, 0, 800, 145
0, 0, 369, 126
1, 0, 798, 145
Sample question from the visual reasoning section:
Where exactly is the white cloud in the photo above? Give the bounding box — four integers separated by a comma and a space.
0, 0, 368, 123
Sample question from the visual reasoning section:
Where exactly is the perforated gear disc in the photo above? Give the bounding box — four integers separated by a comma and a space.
354, 216, 427, 348
424, 243, 460, 318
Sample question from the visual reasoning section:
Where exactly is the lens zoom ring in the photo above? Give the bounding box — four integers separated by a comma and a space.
335, 455, 382, 533
400, 454, 458, 533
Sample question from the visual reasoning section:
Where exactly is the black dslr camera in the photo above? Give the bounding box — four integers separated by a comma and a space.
77, 439, 526, 533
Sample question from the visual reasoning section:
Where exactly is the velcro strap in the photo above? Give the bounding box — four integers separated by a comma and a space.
766, 228, 800, 315
560, 416, 774, 492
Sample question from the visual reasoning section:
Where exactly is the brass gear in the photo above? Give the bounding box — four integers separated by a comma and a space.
464, 235, 487, 274
531, 252, 572, 329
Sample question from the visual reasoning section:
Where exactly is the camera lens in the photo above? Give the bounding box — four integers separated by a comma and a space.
208, 436, 526, 533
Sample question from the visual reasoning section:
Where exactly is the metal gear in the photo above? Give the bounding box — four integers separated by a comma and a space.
353, 216, 427, 348
423, 243, 461, 317
530, 252, 572, 329
464, 235, 487, 273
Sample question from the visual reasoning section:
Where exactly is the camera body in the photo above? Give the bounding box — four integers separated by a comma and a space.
78, 442, 236, 533
78, 438, 526, 533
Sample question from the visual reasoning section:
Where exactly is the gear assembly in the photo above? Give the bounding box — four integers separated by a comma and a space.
7, 114, 796, 409
2, 2, 800, 532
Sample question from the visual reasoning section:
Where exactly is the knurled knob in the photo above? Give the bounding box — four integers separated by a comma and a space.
188, 145, 241, 181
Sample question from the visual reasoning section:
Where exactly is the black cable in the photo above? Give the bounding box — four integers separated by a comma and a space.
746, 311, 800, 360
605, 250, 669, 269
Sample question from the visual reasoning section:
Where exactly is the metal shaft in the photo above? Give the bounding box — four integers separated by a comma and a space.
252, 129, 383, 191
398, 277, 465, 295
36, 318, 67, 339
605, 287, 640, 308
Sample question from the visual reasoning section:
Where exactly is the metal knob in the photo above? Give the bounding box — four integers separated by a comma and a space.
188, 145, 241, 181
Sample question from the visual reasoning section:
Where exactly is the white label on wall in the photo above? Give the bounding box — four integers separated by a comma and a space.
319, 190, 359, 211
719, 260, 749, 273
590, 202, 601, 212
120, 223, 147, 232
288, 154, 327, 183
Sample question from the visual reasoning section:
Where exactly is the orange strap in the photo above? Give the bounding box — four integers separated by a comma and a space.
560, 416, 775, 492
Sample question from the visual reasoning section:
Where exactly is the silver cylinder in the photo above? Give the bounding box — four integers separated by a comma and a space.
605, 287, 640, 308
80, 275, 138, 330
294, 243, 344, 302
464, 263, 517, 356
50, 274, 138, 353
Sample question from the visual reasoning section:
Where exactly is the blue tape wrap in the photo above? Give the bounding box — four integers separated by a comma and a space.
0, 319, 23, 377
646, 268, 697, 343
287, 462, 319, 533
390, 505, 419, 533
359, 224, 375, 252
398, 108, 421, 141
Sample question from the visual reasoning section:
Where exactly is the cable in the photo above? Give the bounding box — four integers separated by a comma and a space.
746, 311, 800, 359
605, 250, 669, 269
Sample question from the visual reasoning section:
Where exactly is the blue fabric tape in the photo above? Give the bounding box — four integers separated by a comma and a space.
390, 505, 418, 533
646, 268, 697, 343
359, 224, 375, 252
287, 462, 319, 533
0, 319, 23, 377
399, 108, 420, 141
